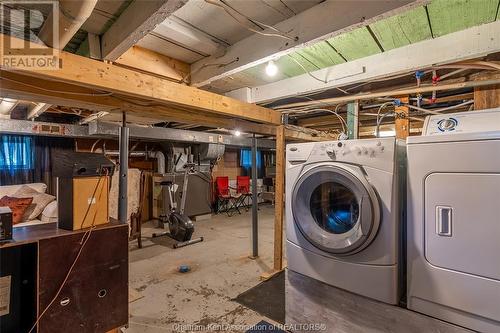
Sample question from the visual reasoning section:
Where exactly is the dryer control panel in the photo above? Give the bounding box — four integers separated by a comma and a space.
423, 107, 500, 135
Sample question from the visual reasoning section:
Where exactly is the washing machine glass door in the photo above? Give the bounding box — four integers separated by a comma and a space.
292, 164, 380, 255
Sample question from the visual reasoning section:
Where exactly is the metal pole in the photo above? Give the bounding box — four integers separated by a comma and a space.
251, 134, 258, 258
118, 112, 129, 224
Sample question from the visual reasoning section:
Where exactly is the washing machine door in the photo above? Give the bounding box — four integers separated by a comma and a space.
291, 164, 380, 255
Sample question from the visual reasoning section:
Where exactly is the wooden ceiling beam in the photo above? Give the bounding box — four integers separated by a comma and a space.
0, 71, 266, 131
114, 46, 190, 83
0, 71, 330, 141
100, 0, 188, 61
0, 34, 281, 125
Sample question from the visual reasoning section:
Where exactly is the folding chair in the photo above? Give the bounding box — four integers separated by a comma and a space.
236, 176, 252, 210
215, 177, 237, 215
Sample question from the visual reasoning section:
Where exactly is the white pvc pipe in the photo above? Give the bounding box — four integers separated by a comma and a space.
149, 151, 165, 175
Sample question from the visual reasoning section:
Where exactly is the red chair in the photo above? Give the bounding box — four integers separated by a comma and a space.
236, 176, 252, 209
215, 177, 239, 215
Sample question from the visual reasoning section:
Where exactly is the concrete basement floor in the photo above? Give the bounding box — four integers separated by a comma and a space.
124, 205, 280, 333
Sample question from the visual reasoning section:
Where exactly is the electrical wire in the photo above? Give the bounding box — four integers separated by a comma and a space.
375, 101, 394, 134
204, 0, 296, 41
439, 68, 467, 80
284, 124, 338, 138
28, 170, 109, 333
287, 56, 349, 94
407, 100, 474, 115
273, 62, 500, 111
181, 58, 239, 83
283, 107, 347, 134
374, 100, 474, 137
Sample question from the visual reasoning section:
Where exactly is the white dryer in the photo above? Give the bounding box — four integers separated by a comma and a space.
286, 137, 405, 304
407, 108, 500, 332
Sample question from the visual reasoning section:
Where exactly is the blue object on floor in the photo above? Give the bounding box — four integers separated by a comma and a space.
179, 265, 190, 273
245, 320, 286, 333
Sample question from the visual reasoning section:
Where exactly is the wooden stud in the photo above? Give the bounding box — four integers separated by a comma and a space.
260, 125, 286, 280
346, 101, 359, 139
88, 33, 102, 60
274, 125, 285, 271
395, 96, 410, 139
474, 84, 500, 110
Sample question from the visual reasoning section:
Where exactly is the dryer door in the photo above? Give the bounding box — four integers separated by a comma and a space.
291, 164, 380, 255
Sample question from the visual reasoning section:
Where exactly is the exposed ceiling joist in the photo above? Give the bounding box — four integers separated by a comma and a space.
190, 0, 421, 87
114, 45, 190, 82
251, 20, 500, 103
0, 33, 280, 125
27, 103, 51, 119
101, 0, 188, 61
151, 16, 226, 57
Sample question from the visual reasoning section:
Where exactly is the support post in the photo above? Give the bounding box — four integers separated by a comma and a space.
251, 134, 258, 258
118, 112, 129, 224
261, 125, 285, 280
274, 125, 285, 271
395, 96, 410, 139
347, 101, 359, 139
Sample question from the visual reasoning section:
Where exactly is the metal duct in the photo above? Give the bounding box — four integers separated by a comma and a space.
198, 143, 225, 160
0, 119, 276, 149
89, 122, 276, 149
38, 0, 98, 49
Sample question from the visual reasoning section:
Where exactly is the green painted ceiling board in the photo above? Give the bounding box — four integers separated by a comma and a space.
295, 42, 346, 69
327, 27, 381, 61
245, 63, 290, 82
427, 0, 498, 37
275, 54, 317, 77
369, 6, 432, 50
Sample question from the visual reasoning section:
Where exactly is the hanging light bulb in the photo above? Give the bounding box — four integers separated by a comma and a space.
265, 60, 278, 77
234, 130, 241, 136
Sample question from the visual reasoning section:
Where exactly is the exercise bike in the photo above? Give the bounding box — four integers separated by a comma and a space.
152, 163, 204, 248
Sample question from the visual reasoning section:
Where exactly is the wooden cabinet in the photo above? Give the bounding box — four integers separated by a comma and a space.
0, 223, 128, 333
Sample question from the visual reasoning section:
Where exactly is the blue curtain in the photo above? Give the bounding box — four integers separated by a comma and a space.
240, 149, 262, 168
0, 135, 74, 190
240, 149, 264, 178
0, 135, 33, 170
0, 135, 34, 185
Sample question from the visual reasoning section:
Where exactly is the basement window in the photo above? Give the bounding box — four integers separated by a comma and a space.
0, 135, 33, 170
240, 149, 262, 168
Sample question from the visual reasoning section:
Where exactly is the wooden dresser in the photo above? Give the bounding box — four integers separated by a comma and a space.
0, 222, 128, 333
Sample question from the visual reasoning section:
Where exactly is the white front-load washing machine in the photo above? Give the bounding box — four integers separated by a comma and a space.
286, 137, 405, 304
407, 108, 500, 332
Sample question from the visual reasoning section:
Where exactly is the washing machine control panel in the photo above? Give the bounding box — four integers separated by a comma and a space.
311, 140, 385, 159
287, 138, 396, 173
